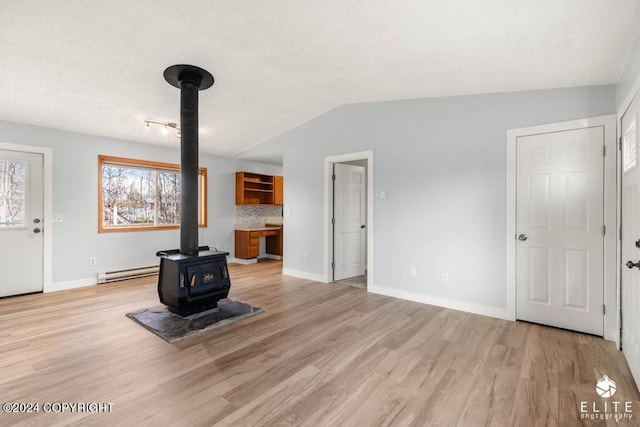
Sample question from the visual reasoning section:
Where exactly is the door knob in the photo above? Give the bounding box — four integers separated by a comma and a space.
361, 225, 366, 229
33, 228, 41, 234
518, 234, 528, 241
33, 218, 41, 224
636, 239, 640, 249
626, 260, 640, 269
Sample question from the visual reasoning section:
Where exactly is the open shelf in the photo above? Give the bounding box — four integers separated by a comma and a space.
244, 178, 273, 185
236, 172, 282, 205
244, 188, 273, 193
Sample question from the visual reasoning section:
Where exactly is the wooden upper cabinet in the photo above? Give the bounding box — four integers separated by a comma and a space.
236, 172, 283, 205
274, 175, 283, 205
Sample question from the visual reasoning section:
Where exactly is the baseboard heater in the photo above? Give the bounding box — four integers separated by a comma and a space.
97, 265, 159, 284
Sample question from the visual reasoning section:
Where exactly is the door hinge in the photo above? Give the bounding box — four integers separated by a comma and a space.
603, 146, 606, 157
331, 262, 335, 269
620, 226, 623, 240
603, 304, 606, 315
332, 174, 336, 181
619, 136, 623, 151
331, 217, 335, 225
603, 225, 606, 236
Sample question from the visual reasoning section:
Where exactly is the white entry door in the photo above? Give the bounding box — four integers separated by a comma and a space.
0, 150, 44, 297
333, 163, 365, 281
621, 93, 640, 389
516, 126, 604, 335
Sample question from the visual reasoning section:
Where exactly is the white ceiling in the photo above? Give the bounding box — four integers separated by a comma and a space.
1, 0, 640, 162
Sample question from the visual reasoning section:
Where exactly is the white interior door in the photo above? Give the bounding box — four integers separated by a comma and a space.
0, 150, 44, 297
516, 126, 604, 335
621, 94, 640, 389
333, 163, 365, 281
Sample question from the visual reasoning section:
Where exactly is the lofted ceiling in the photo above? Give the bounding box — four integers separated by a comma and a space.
1, 0, 640, 162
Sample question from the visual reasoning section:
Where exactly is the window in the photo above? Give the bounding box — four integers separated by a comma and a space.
0, 160, 27, 228
624, 119, 637, 173
98, 155, 207, 232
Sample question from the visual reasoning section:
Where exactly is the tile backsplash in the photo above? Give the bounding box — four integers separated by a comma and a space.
235, 205, 283, 226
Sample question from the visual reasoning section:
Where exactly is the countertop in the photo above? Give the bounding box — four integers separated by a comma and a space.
235, 225, 282, 232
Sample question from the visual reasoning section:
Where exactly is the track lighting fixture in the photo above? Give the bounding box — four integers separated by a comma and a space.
144, 120, 181, 138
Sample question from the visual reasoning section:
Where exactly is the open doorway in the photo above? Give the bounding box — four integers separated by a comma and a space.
324, 151, 374, 290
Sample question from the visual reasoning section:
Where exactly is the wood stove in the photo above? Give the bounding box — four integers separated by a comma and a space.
156, 64, 231, 316
156, 247, 231, 316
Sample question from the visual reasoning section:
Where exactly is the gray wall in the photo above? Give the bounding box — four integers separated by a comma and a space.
617, 36, 640, 109
274, 85, 615, 310
0, 120, 281, 284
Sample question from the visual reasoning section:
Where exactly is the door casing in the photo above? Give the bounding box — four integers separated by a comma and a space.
0, 142, 53, 293
506, 115, 618, 341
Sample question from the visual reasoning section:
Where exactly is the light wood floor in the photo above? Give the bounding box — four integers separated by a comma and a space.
334, 274, 366, 289
0, 260, 638, 426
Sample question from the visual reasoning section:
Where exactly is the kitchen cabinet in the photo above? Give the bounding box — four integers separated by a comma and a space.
235, 230, 260, 259
236, 172, 283, 205
274, 175, 283, 205
235, 227, 283, 260
236, 172, 273, 205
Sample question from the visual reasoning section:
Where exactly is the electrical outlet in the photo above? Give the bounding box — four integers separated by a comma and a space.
409, 267, 416, 278
89, 257, 97, 266
441, 272, 449, 282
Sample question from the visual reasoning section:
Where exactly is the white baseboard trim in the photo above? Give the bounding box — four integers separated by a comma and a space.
368, 285, 510, 321
282, 268, 327, 283
228, 258, 258, 265
46, 277, 97, 293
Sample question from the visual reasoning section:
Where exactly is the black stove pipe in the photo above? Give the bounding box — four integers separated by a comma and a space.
163, 65, 214, 256
178, 77, 199, 256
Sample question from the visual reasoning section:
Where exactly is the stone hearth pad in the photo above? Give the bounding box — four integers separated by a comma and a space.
126, 299, 264, 343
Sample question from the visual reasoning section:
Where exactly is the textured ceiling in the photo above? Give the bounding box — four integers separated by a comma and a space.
1, 0, 640, 161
